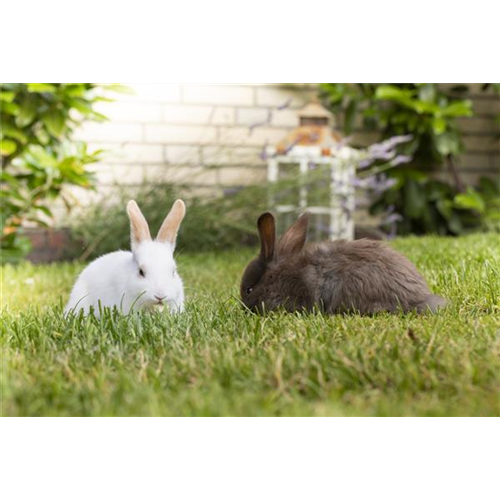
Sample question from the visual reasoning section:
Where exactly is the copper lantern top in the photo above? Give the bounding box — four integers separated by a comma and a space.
276, 101, 342, 155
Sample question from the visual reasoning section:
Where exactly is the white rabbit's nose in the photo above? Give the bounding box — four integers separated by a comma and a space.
154, 295, 167, 303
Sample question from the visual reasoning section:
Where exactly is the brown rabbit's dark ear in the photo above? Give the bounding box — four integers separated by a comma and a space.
257, 212, 276, 262
277, 212, 310, 256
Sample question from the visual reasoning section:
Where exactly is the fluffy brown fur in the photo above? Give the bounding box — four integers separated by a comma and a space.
240, 212, 447, 315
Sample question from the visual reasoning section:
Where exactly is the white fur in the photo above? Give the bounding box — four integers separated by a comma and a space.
65, 241, 184, 316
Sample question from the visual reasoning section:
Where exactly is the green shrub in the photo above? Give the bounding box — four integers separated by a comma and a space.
0, 83, 121, 262
320, 83, 499, 235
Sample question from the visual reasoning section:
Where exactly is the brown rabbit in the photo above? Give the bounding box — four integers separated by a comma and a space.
240, 212, 446, 315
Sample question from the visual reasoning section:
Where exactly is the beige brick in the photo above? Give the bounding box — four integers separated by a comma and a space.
102, 144, 164, 164
471, 97, 500, 116
94, 101, 163, 123
255, 86, 316, 108
128, 84, 182, 103
351, 131, 380, 147
211, 107, 235, 125
271, 108, 300, 127
217, 166, 266, 186
183, 85, 254, 106
236, 108, 271, 126
435, 170, 497, 187
217, 126, 288, 146
202, 146, 264, 166
164, 145, 201, 165
458, 153, 494, 169
91, 164, 146, 185
463, 136, 500, 153
75, 122, 143, 142
148, 165, 218, 185
456, 117, 499, 134
144, 124, 217, 144
163, 104, 213, 124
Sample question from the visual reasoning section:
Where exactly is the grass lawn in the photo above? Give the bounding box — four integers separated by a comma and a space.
2, 234, 499, 416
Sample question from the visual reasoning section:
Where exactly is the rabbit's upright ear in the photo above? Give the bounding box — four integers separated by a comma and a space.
127, 200, 152, 251
257, 212, 276, 263
277, 212, 310, 256
156, 199, 186, 246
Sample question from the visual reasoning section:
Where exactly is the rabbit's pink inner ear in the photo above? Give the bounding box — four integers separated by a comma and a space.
277, 212, 310, 256
257, 212, 276, 262
127, 200, 152, 248
156, 199, 186, 245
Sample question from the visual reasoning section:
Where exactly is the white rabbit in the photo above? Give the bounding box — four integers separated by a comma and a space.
65, 199, 186, 316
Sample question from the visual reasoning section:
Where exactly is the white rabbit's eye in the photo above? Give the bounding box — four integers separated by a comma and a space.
139, 268, 146, 277
246, 287, 253, 295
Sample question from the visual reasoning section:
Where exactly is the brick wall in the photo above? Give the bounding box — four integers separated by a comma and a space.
71, 84, 499, 210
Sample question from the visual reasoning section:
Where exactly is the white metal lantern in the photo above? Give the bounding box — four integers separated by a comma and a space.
266, 101, 357, 241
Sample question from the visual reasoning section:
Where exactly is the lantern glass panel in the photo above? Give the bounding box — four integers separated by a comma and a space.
306, 173, 330, 207
275, 162, 300, 206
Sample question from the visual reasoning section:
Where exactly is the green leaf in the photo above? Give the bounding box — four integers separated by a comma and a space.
1, 101, 21, 115
27, 83, 57, 93
34, 127, 50, 145
33, 205, 53, 217
447, 213, 464, 234
375, 85, 414, 101
436, 199, 453, 219
1, 139, 17, 156
68, 98, 93, 114
344, 100, 357, 135
434, 131, 461, 156
16, 96, 38, 127
454, 188, 486, 213
404, 179, 426, 218
0, 91, 15, 102
442, 100, 473, 117
0, 235, 32, 263
418, 84, 436, 103
2, 122, 28, 144
431, 116, 447, 135
102, 84, 134, 94
42, 110, 65, 136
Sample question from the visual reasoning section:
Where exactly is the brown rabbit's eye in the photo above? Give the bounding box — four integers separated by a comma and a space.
246, 287, 253, 295
139, 268, 145, 277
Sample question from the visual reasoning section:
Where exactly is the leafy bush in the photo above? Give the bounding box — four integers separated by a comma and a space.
320, 83, 498, 235
1, 83, 118, 262
454, 177, 500, 232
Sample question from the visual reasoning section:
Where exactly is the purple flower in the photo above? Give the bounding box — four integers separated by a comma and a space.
352, 174, 396, 194
340, 195, 354, 216
390, 155, 412, 166
283, 136, 301, 155
249, 109, 272, 133
383, 205, 403, 239
378, 134, 413, 150
224, 187, 243, 196
358, 158, 374, 169
260, 142, 269, 160
384, 212, 403, 224
316, 223, 333, 236
334, 136, 353, 150
277, 98, 292, 110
